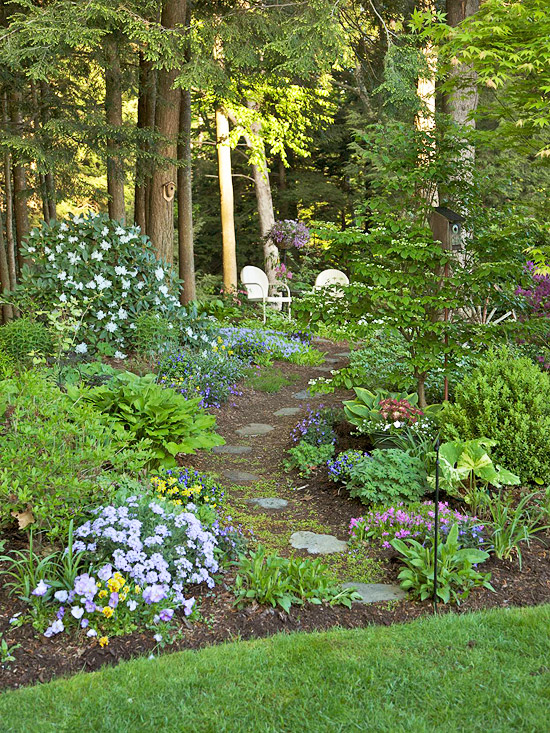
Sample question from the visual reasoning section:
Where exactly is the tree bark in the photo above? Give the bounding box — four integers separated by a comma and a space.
0, 207, 14, 323
2, 94, 17, 288
177, 88, 196, 304
104, 34, 126, 223
9, 89, 29, 268
41, 80, 57, 221
148, 0, 187, 263
216, 108, 237, 291
134, 52, 156, 234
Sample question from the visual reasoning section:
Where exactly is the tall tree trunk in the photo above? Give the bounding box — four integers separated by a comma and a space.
245, 118, 278, 283
177, 88, 195, 304
104, 34, 125, 223
30, 81, 50, 223
40, 81, 57, 221
148, 0, 187, 263
216, 108, 237, 291
0, 207, 13, 323
9, 89, 29, 267
416, 0, 439, 208
134, 52, 156, 234
2, 94, 16, 288
445, 0, 479, 192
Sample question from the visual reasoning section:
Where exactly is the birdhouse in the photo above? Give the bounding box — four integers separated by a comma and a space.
429, 206, 463, 252
162, 181, 176, 202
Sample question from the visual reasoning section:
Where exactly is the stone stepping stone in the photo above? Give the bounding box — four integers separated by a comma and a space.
342, 582, 407, 604
273, 407, 301, 417
313, 366, 333, 372
246, 497, 288, 510
335, 351, 351, 358
222, 469, 261, 483
324, 358, 339, 364
290, 531, 347, 555
236, 423, 274, 437
213, 445, 252, 455
313, 338, 332, 344
292, 389, 319, 400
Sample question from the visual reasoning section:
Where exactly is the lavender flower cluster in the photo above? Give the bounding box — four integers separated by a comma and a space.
290, 406, 337, 447
73, 495, 219, 605
269, 219, 311, 249
217, 326, 311, 362
349, 502, 485, 550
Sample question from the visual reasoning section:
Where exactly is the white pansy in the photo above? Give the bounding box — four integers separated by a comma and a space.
115, 266, 128, 276
57, 270, 67, 281
105, 322, 118, 333
91, 251, 103, 261
96, 310, 106, 320
159, 285, 169, 297
154, 267, 164, 281
75, 343, 88, 354
114, 351, 127, 360
393, 421, 402, 428
117, 307, 128, 320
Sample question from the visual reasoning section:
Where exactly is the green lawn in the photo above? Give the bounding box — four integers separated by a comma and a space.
1, 605, 549, 733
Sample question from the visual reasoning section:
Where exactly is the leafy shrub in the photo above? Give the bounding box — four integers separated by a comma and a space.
0, 348, 14, 378
0, 318, 54, 363
134, 313, 177, 356
349, 502, 485, 550
439, 348, 550, 483
159, 347, 246, 408
284, 442, 335, 476
391, 524, 494, 604
15, 212, 180, 356
234, 545, 360, 612
345, 449, 428, 505
76, 372, 224, 467
0, 371, 149, 540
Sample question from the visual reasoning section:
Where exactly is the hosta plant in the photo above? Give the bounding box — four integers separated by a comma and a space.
391, 523, 494, 604
74, 372, 224, 467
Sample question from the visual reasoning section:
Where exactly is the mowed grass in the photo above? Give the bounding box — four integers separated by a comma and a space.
1, 605, 549, 733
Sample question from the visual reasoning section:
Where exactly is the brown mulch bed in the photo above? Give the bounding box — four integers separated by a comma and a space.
1, 338, 549, 691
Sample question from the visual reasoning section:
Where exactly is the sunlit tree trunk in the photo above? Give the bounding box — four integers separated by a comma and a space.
216, 108, 237, 291
416, 0, 439, 208
178, 88, 195, 304
2, 94, 17, 287
104, 34, 125, 223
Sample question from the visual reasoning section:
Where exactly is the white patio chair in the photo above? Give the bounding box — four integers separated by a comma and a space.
240, 265, 292, 323
314, 269, 349, 298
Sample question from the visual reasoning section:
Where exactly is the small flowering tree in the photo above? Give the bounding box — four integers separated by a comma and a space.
14, 212, 181, 357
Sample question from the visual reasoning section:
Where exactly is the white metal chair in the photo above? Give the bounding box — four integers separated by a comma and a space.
314, 269, 349, 298
240, 265, 292, 323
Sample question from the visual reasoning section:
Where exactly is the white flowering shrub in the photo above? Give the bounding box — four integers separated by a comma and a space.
16, 212, 180, 356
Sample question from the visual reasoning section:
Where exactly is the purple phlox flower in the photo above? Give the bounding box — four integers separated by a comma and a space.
32, 580, 50, 597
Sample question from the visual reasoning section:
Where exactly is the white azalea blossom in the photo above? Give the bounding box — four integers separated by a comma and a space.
114, 350, 127, 359
91, 251, 103, 261
105, 321, 118, 333
100, 240, 111, 251
159, 285, 169, 297
121, 278, 131, 290
57, 270, 68, 281
75, 343, 88, 354
154, 267, 164, 281
96, 310, 106, 320
59, 293, 68, 303
115, 265, 128, 276
117, 307, 128, 320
